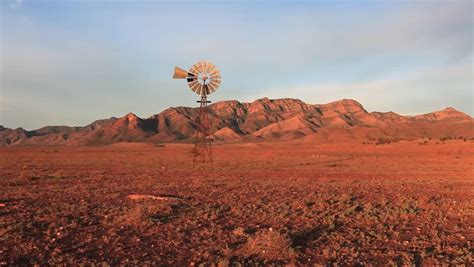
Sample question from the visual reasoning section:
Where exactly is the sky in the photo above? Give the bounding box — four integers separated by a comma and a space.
0, 0, 472, 130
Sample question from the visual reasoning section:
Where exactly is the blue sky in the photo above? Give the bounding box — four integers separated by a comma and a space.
1, 0, 472, 130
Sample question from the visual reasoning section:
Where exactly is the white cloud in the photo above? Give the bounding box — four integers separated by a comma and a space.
152, 2, 472, 71
248, 63, 473, 116
0, 1, 472, 129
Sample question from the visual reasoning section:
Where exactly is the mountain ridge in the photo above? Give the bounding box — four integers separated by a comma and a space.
1, 98, 473, 146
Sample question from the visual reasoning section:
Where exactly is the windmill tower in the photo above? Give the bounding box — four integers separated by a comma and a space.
173, 61, 221, 169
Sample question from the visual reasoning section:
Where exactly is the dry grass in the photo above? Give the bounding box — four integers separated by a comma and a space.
236, 229, 296, 262
0, 141, 473, 265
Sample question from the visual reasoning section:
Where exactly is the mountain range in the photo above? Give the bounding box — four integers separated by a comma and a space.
1, 98, 473, 146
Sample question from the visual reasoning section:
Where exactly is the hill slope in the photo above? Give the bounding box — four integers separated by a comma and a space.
1, 98, 473, 146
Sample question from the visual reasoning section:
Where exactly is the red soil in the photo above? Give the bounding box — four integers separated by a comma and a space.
0, 140, 473, 265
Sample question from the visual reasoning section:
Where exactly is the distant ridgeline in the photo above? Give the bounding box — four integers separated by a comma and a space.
1, 98, 473, 146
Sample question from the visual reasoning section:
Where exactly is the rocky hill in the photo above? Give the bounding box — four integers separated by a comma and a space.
1, 98, 473, 146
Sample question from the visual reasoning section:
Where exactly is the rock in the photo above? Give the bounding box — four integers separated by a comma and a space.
127, 194, 168, 201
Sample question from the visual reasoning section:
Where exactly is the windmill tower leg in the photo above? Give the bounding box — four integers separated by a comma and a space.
193, 95, 213, 169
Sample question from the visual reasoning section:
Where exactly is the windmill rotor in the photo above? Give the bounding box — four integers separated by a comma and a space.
173, 61, 221, 96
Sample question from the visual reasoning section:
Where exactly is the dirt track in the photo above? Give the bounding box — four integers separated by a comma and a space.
1, 140, 473, 265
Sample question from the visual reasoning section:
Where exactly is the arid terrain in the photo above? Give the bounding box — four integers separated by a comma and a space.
2, 98, 473, 146
1, 140, 473, 265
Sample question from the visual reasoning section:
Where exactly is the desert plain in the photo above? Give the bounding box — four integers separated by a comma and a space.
0, 139, 473, 265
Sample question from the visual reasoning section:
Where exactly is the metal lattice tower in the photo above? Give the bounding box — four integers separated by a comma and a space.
173, 61, 221, 169
193, 94, 213, 168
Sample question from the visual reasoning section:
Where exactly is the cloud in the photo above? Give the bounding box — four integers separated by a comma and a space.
0, 1, 472, 129
141, 1, 472, 101
153, 2, 471, 68
248, 62, 473, 116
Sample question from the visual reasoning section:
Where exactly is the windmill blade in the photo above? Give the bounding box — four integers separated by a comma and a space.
197, 61, 203, 74
211, 79, 221, 85
194, 83, 202, 94
196, 85, 204, 95
187, 72, 196, 82
211, 74, 221, 80
209, 68, 220, 75
188, 80, 199, 89
210, 80, 220, 91
204, 84, 210, 95
211, 78, 221, 86
194, 83, 202, 95
199, 84, 206, 95
203, 61, 209, 74
206, 62, 214, 72
189, 81, 200, 93
189, 84, 198, 94
207, 82, 217, 93
189, 70, 199, 77
189, 65, 200, 76
201, 61, 207, 74
206, 62, 213, 74
210, 81, 220, 90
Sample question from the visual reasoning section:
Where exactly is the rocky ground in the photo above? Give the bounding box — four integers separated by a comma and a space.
0, 140, 473, 265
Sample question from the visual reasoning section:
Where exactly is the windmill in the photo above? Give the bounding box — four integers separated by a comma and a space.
173, 61, 221, 169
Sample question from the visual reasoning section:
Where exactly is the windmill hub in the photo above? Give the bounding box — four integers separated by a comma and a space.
199, 73, 209, 83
